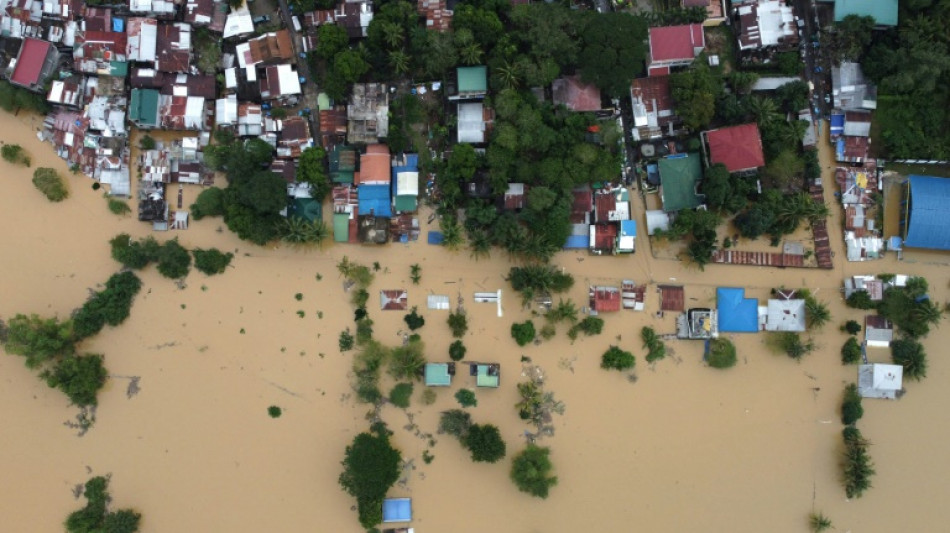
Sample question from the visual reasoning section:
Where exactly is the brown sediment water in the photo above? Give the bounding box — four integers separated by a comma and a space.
1, 110, 949, 532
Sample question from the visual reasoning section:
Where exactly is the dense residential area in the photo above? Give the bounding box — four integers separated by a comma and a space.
0, 0, 946, 264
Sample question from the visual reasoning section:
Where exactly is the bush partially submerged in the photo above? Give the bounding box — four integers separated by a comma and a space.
841, 383, 864, 425
841, 337, 862, 365
41, 353, 107, 407
510, 445, 558, 499
601, 346, 635, 371
192, 248, 233, 275
389, 383, 413, 408
72, 271, 143, 340
32, 167, 68, 202
511, 320, 536, 346
707, 338, 737, 369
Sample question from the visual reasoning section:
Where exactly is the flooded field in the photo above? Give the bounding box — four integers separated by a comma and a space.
1, 110, 949, 532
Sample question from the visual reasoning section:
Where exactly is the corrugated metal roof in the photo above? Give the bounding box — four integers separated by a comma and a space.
905, 175, 950, 250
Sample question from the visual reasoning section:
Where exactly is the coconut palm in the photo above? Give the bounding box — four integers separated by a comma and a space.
781, 119, 809, 147
468, 229, 492, 260
746, 95, 781, 126
381, 22, 403, 50
389, 50, 410, 75
440, 218, 464, 251
809, 512, 833, 533
495, 61, 521, 90
302, 220, 329, 244
459, 43, 483, 66
805, 298, 831, 329
911, 300, 943, 326
279, 217, 311, 244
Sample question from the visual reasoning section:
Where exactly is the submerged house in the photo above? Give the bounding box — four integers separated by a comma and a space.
733, 0, 798, 51
865, 315, 893, 348
589, 285, 621, 314
470, 363, 500, 388
380, 289, 408, 310
551, 75, 603, 112
716, 287, 759, 333
901, 175, 950, 251
858, 363, 903, 399
676, 307, 719, 339
424, 362, 454, 387
630, 75, 678, 140
348, 83, 389, 144
763, 292, 806, 332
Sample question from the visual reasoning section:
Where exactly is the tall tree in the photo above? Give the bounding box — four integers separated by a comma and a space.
578, 12, 649, 97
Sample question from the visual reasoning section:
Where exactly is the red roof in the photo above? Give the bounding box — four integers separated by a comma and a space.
358, 144, 391, 184
593, 224, 617, 252
705, 123, 765, 172
571, 188, 592, 223
649, 24, 704, 63
11, 38, 51, 87
590, 286, 621, 313
631, 75, 675, 126
594, 193, 616, 223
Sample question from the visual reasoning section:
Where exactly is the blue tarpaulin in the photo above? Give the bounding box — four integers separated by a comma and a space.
113, 17, 124, 32
830, 113, 844, 136
563, 234, 590, 249
427, 231, 444, 245
382, 498, 412, 523
904, 175, 950, 250
717, 287, 759, 333
357, 184, 392, 217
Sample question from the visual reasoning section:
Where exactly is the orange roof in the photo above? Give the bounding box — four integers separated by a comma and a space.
358, 144, 391, 184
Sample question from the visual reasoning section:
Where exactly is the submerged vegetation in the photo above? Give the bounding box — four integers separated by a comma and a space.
842, 427, 875, 499
32, 167, 68, 202
338, 426, 402, 529
510, 445, 558, 499
1, 143, 30, 166
65, 476, 142, 533
706, 338, 737, 369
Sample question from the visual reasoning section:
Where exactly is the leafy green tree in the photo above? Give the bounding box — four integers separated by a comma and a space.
578, 12, 649, 97
156, 239, 191, 279
510, 445, 558, 499
772, 332, 815, 360
842, 320, 862, 335
511, 320, 536, 346
403, 307, 425, 330
339, 329, 355, 352
66, 476, 141, 533
109, 234, 156, 269
72, 271, 143, 340
389, 338, 426, 380
2, 314, 74, 368
463, 423, 506, 463
546, 299, 578, 324
439, 409, 472, 438
734, 204, 775, 240
32, 167, 68, 202
707, 338, 737, 368
642, 327, 667, 362
1, 143, 29, 165
601, 346, 635, 371
235, 171, 287, 215
297, 147, 330, 201
455, 388, 477, 408
447, 311, 468, 338
189, 187, 225, 220
776, 80, 810, 113
846, 290, 875, 309
507, 266, 574, 304
389, 383, 413, 408
192, 248, 233, 276
338, 431, 402, 529
42, 354, 107, 407
763, 150, 805, 192
842, 427, 875, 498
570, 316, 604, 338
775, 51, 802, 76
841, 383, 864, 425
449, 340, 467, 361
315, 24, 349, 61
670, 59, 722, 130
833, 15, 875, 61
891, 338, 927, 380
841, 337, 862, 365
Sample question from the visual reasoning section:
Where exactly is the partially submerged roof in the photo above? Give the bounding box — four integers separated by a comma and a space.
658, 153, 703, 212
590, 286, 621, 312
424, 363, 452, 386
551, 75, 602, 112
764, 298, 806, 332
658, 285, 685, 312
359, 144, 391, 184
904, 175, 950, 250
380, 290, 407, 311
475, 363, 500, 387
716, 287, 759, 333
858, 364, 903, 399
358, 184, 392, 217
705, 123, 765, 172
382, 498, 412, 523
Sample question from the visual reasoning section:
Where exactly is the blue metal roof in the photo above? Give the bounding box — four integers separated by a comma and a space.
904, 175, 950, 250
427, 231, 444, 245
621, 220, 637, 236
563, 234, 590, 249
382, 498, 412, 523
716, 287, 759, 333
830, 113, 844, 136
358, 184, 392, 217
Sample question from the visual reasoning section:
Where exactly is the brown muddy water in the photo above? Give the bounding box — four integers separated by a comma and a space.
1, 111, 948, 532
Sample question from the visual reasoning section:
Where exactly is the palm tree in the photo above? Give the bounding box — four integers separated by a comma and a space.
495, 61, 521, 90
809, 512, 833, 533
782, 119, 809, 147
468, 229, 492, 260
279, 217, 310, 244
747, 96, 780, 126
806, 298, 831, 329
381, 22, 403, 50
911, 300, 943, 326
459, 43, 483, 66
303, 220, 329, 244
440, 218, 464, 251
389, 50, 410, 75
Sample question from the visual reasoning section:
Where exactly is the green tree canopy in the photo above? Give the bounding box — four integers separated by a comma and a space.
192, 248, 233, 276
707, 337, 737, 368
891, 338, 927, 380
463, 423, 507, 463
297, 147, 330, 202
511, 320, 536, 346
42, 353, 107, 407
578, 12, 649, 97
510, 445, 558, 499
670, 59, 722, 130
3, 313, 74, 368
338, 431, 402, 529
156, 239, 191, 279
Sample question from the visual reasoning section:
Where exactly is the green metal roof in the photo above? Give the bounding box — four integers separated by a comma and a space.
424, 364, 452, 386
834, 0, 898, 26
130, 89, 159, 127
476, 365, 499, 388
333, 212, 349, 242
394, 195, 417, 213
110, 61, 128, 77
658, 153, 704, 213
317, 92, 331, 111
457, 66, 487, 94
329, 145, 357, 184
290, 198, 322, 223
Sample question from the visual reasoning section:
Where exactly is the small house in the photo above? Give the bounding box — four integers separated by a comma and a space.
391, 153, 419, 213
7, 38, 58, 92
903, 175, 950, 251
329, 145, 357, 184
154, 23, 192, 73
348, 83, 389, 144
424, 363, 454, 386
622, 280, 646, 310
865, 315, 893, 348
682, 0, 726, 25
418, 0, 452, 31
129, 88, 160, 128
630, 75, 677, 140
647, 23, 705, 75
590, 286, 621, 313
551, 75, 603, 112
659, 285, 685, 312
676, 308, 718, 339
380, 290, 407, 311
658, 153, 703, 212
503, 183, 525, 211
702, 123, 765, 174
733, 0, 798, 51
222, 1, 254, 39
126, 18, 158, 63
456, 101, 488, 144
260, 64, 302, 100
450, 66, 487, 101
716, 287, 758, 333
382, 498, 412, 523
426, 295, 450, 310
763, 293, 806, 332
832, 62, 877, 111
471, 363, 500, 388
834, 0, 898, 27
617, 220, 636, 254
858, 364, 903, 399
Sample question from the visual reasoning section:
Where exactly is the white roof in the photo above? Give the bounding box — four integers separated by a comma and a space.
276, 64, 301, 96
225, 68, 237, 89
872, 364, 902, 390
457, 102, 485, 143
235, 42, 252, 68
215, 95, 238, 124
645, 210, 669, 235
127, 18, 157, 62
223, 3, 254, 39
764, 299, 806, 332
859, 363, 903, 399
396, 171, 419, 196
427, 295, 450, 310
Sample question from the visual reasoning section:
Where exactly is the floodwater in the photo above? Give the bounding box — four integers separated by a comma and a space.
1, 111, 949, 533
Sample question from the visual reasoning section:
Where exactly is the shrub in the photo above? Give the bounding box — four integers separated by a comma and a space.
106, 198, 131, 215
842, 320, 862, 335
268, 405, 282, 418
447, 311, 468, 337
410, 263, 421, 284
809, 512, 833, 533
455, 388, 477, 408
192, 248, 233, 275
891, 338, 927, 381
32, 167, 68, 202
65, 476, 142, 533
707, 338, 737, 369
546, 299, 578, 324
156, 239, 191, 279
841, 383, 864, 425
403, 307, 425, 330
438, 409, 472, 437
109, 234, 159, 270
449, 340, 466, 361
421, 388, 437, 405
642, 326, 666, 363
771, 332, 815, 359
1, 143, 29, 166
41, 354, 107, 407
338, 329, 355, 352
463, 423, 506, 463
190, 187, 226, 220
841, 337, 862, 365
389, 383, 413, 408
511, 320, 536, 346
338, 431, 402, 529
842, 427, 875, 498
388, 337, 426, 380
569, 316, 604, 338
510, 445, 558, 499
139, 135, 156, 150
846, 291, 874, 309
601, 346, 635, 371
355, 317, 374, 344
2, 313, 74, 369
